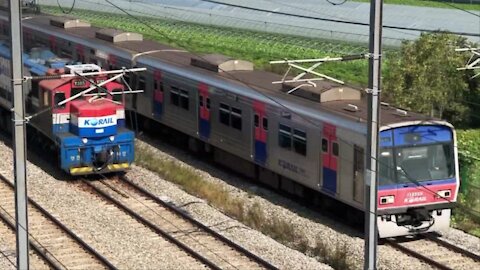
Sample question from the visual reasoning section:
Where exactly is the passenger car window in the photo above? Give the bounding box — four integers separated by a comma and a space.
293, 129, 307, 156
278, 124, 292, 149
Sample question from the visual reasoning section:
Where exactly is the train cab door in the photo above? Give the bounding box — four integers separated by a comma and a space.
321, 124, 338, 194
198, 83, 211, 140
353, 145, 365, 203
153, 70, 164, 118
253, 101, 267, 165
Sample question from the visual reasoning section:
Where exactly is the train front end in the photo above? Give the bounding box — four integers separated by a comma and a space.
65, 99, 134, 175
42, 64, 135, 175
376, 122, 459, 238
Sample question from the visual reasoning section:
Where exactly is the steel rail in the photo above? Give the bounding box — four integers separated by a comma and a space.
425, 234, 480, 263
0, 204, 64, 270
0, 173, 118, 270
118, 174, 279, 270
385, 239, 453, 270
82, 179, 223, 270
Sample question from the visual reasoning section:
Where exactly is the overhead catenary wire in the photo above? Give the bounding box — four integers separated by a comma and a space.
56, 0, 76, 14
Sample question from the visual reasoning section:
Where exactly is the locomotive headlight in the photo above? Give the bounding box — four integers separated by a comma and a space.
109, 136, 115, 142
82, 138, 88, 144
380, 195, 395, 205
437, 190, 451, 198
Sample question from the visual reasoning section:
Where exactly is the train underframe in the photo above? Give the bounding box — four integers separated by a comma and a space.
378, 206, 452, 238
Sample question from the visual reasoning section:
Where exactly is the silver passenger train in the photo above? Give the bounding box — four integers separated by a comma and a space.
0, 12, 459, 238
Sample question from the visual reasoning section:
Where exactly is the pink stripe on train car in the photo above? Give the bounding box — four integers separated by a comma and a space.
322, 123, 337, 171
199, 83, 210, 120
378, 183, 457, 209
253, 101, 266, 142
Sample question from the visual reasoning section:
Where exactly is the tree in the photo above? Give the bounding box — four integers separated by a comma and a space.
383, 32, 479, 127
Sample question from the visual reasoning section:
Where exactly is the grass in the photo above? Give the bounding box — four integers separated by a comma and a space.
135, 142, 353, 269
354, 0, 480, 10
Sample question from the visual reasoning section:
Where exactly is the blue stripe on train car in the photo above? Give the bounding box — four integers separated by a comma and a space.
254, 140, 267, 165
153, 102, 162, 117
199, 118, 210, 139
322, 167, 337, 194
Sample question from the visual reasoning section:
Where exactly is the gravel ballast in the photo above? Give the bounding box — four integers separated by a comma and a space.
0, 139, 330, 269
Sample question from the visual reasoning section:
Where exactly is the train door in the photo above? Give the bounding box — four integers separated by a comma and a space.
353, 145, 364, 203
253, 101, 267, 165
153, 70, 164, 118
198, 83, 210, 139
321, 123, 338, 194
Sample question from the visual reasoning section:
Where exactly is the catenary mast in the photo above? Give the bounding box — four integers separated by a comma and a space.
365, 0, 383, 269
9, 0, 30, 269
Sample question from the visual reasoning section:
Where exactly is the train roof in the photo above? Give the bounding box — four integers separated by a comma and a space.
13, 12, 449, 130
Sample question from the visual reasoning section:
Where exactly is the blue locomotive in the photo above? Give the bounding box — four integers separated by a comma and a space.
0, 42, 135, 175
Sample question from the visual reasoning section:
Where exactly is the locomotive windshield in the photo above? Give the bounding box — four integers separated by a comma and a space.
378, 125, 455, 186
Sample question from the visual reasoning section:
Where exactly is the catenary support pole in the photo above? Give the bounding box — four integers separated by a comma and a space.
9, 0, 30, 269
365, 0, 383, 269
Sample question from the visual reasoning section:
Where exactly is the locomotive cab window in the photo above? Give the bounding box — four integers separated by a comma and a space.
254, 114, 259, 127
278, 124, 292, 149
199, 96, 204, 107
206, 98, 211, 110
112, 89, 123, 102
54, 92, 66, 109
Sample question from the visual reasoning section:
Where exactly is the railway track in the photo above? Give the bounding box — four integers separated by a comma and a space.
385, 234, 480, 270
83, 175, 278, 270
0, 173, 117, 270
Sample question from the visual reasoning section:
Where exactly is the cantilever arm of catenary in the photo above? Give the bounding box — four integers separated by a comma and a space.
56, 67, 147, 106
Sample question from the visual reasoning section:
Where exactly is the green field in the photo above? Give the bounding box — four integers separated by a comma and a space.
42, 6, 479, 237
